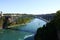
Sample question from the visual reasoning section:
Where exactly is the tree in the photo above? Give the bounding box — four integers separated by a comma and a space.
34, 10, 60, 40
2, 16, 11, 29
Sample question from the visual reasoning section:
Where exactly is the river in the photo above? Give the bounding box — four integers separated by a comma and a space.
0, 18, 46, 40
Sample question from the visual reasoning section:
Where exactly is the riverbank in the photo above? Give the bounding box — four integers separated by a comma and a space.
0, 16, 34, 29
8, 18, 34, 28
8, 23, 26, 28
0, 23, 28, 29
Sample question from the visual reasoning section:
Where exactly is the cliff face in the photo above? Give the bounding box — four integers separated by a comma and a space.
35, 13, 55, 21
40, 13, 55, 21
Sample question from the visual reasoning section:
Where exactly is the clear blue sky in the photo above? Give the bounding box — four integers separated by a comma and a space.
0, 0, 60, 14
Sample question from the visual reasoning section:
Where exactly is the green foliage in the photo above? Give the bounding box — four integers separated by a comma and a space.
0, 16, 4, 27
0, 15, 33, 28
0, 19, 2, 26
34, 10, 60, 40
35, 19, 58, 40
16, 17, 33, 24
55, 10, 60, 18
9, 16, 34, 26
56, 10, 60, 14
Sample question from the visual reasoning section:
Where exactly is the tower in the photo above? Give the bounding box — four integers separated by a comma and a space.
0, 11, 2, 18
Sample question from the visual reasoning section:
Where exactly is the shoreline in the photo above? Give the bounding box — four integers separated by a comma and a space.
0, 18, 33, 29
0, 23, 27, 29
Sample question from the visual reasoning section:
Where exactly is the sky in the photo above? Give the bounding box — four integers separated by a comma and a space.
0, 0, 60, 14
